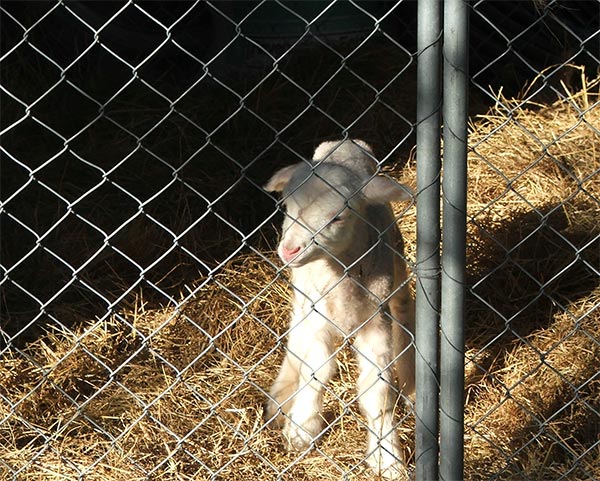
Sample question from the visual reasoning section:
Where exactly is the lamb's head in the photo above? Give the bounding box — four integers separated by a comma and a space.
264, 140, 411, 268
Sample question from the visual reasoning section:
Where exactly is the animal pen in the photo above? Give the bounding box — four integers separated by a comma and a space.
1, 1, 599, 480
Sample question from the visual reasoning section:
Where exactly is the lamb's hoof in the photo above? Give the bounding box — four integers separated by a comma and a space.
284, 416, 322, 451
367, 447, 406, 480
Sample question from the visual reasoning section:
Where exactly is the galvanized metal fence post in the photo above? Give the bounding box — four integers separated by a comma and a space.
415, 0, 442, 479
440, 0, 469, 480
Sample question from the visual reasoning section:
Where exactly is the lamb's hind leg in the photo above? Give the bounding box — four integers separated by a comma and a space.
390, 291, 415, 400
354, 315, 404, 479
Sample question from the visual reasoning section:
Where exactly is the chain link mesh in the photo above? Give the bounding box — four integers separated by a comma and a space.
1, 1, 598, 480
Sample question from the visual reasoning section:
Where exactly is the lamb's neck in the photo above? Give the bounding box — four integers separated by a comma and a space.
291, 257, 345, 289
290, 251, 370, 290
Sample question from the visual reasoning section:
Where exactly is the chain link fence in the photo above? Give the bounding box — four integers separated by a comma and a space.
1, 1, 598, 480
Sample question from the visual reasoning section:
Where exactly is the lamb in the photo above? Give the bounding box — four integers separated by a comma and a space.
263, 139, 415, 479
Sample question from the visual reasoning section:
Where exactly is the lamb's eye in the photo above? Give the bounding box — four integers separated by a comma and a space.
331, 215, 343, 223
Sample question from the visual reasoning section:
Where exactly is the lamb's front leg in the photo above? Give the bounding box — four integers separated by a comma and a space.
354, 316, 404, 479
265, 353, 300, 428
282, 314, 336, 451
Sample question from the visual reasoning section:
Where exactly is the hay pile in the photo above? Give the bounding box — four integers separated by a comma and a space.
459, 70, 600, 480
1, 72, 599, 480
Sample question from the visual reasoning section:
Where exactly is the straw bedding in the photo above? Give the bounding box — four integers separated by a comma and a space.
1, 72, 598, 480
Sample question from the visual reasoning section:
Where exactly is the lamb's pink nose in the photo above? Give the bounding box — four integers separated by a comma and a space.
281, 245, 302, 263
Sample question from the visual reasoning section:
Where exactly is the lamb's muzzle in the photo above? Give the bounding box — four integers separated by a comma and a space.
280, 244, 302, 263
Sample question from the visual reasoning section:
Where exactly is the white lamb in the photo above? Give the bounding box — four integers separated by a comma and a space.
263, 139, 415, 479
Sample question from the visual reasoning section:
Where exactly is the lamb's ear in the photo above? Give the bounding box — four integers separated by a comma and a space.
263, 163, 303, 193
361, 175, 413, 203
